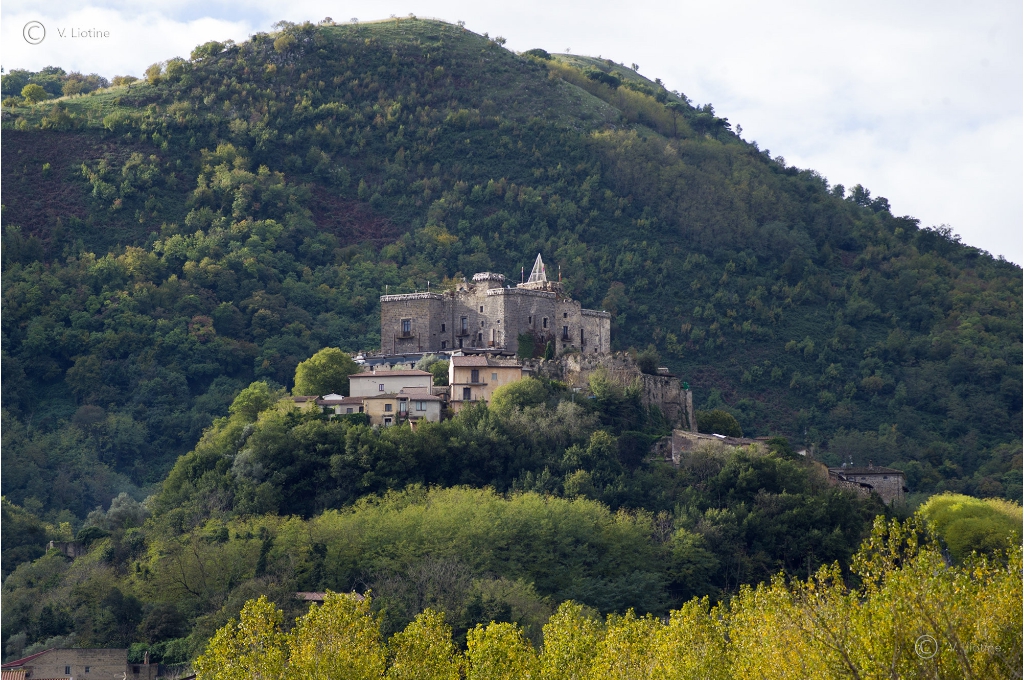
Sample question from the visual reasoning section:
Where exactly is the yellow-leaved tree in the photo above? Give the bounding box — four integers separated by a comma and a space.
465, 621, 539, 680
286, 592, 385, 680
538, 601, 603, 680
193, 595, 287, 680
386, 609, 462, 680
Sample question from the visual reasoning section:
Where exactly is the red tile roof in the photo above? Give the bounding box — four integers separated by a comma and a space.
350, 370, 432, 378
2, 649, 53, 669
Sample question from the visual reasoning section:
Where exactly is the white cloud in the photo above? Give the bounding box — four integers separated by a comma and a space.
2, 0, 1020, 262
2, 8, 254, 77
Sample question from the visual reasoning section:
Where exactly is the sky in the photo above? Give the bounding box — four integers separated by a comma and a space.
3, 0, 1021, 264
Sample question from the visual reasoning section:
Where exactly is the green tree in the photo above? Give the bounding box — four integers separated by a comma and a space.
489, 377, 547, 414
293, 348, 360, 396
20, 84, 49, 104
229, 381, 281, 421
696, 410, 742, 437
917, 493, 1022, 563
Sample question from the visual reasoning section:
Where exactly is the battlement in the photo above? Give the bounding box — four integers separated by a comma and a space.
380, 292, 444, 302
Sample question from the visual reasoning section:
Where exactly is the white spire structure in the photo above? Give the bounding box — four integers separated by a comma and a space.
527, 253, 547, 284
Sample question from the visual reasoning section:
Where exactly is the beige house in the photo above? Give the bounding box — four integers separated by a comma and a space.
448, 355, 523, 414
349, 369, 433, 397
363, 388, 443, 427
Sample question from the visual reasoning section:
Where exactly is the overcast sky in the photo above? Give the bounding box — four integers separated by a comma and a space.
4, 0, 1021, 264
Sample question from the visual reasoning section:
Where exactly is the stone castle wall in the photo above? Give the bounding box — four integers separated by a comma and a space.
532, 352, 690, 427
380, 274, 610, 355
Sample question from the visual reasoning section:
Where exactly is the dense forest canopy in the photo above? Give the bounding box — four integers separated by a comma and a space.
0, 16, 1020, 668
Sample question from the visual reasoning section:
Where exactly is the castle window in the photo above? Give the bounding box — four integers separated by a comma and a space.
401, 318, 411, 334
543, 317, 548, 328
461, 317, 468, 332
564, 312, 568, 318
562, 326, 569, 340
478, 332, 483, 342
66, 668, 71, 676
480, 321, 485, 327
581, 328, 585, 346
479, 306, 484, 313
528, 316, 532, 324
441, 323, 446, 332
441, 341, 447, 349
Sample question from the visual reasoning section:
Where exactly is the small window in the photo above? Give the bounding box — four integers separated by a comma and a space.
379, 384, 385, 391
401, 318, 411, 334
463, 387, 472, 400
480, 320, 485, 327
479, 306, 484, 312
543, 317, 548, 328
477, 332, 483, 341
385, 403, 393, 412
346, 407, 353, 414
416, 401, 426, 411
562, 325, 569, 340
471, 369, 480, 383
491, 372, 498, 381
384, 417, 392, 425
528, 316, 532, 324
461, 317, 468, 332
441, 323, 446, 332
400, 401, 408, 413
66, 668, 71, 676
563, 312, 568, 318
85, 668, 90, 674
441, 340, 447, 349
358, 406, 364, 413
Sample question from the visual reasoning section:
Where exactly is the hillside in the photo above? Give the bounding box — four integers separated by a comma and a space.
1, 17, 1020, 523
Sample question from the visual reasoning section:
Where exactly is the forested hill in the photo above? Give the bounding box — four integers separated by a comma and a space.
1, 18, 1021, 526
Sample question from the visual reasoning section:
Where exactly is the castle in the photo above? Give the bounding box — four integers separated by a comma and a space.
380, 255, 612, 356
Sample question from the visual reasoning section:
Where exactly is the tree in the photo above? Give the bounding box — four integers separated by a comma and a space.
286, 591, 385, 680
538, 601, 602, 679
695, 410, 742, 437
465, 622, 538, 680
387, 609, 462, 680
489, 378, 547, 414
193, 595, 287, 680
229, 381, 282, 421
293, 348, 360, 396
145, 63, 163, 85
20, 84, 49, 104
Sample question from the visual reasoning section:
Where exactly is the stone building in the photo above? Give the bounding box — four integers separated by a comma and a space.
1, 648, 156, 680
380, 255, 611, 356
828, 465, 908, 505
